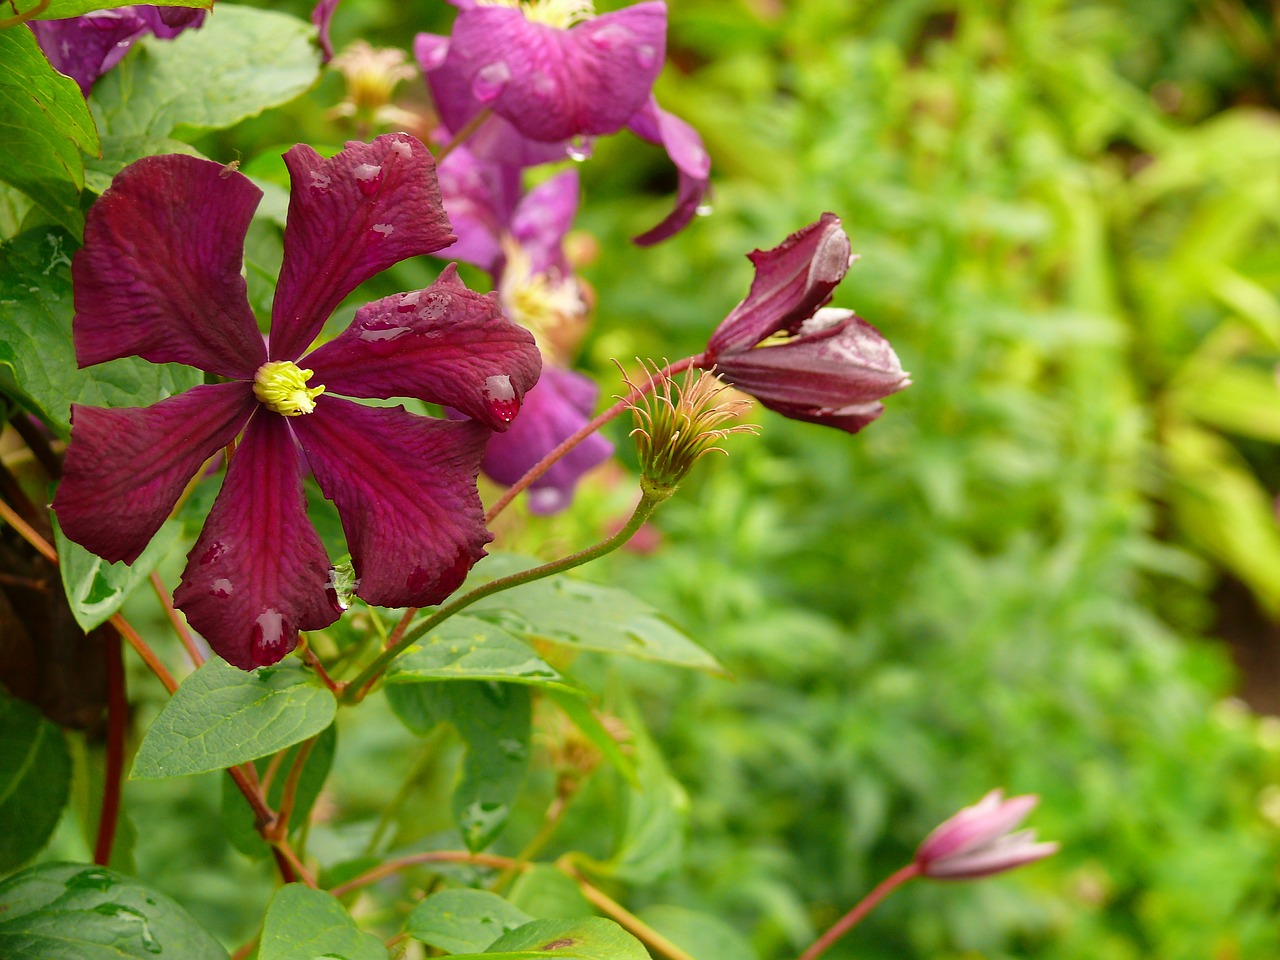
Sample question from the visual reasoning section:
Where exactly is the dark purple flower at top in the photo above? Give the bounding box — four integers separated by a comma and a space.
416, 0, 710, 245
51, 135, 541, 669
700, 214, 910, 434
31, 4, 207, 96
915, 790, 1059, 880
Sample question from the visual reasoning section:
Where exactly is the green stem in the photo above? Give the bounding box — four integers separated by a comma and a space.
341, 492, 664, 702
436, 107, 493, 161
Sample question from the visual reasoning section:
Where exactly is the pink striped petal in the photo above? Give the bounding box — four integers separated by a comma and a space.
73, 155, 266, 379
303, 265, 541, 431
268, 135, 455, 362
292, 399, 491, 609
174, 413, 337, 669
53, 383, 256, 565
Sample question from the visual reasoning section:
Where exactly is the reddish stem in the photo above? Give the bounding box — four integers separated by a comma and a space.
796, 862, 922, 960
110, 613, 178, 694
94, 626, 126, 866
150, 571, 204, 667
484, 355, 703, 522
329, 851, 522, 898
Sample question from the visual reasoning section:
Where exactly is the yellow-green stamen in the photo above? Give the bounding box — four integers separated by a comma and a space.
477, 0, 595, 29
254, 360, 325, 416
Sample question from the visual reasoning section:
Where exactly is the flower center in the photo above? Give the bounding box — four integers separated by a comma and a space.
253, 361, 325, 416
478, 0, 595, 29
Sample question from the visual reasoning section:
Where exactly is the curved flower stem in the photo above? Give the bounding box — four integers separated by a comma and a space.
436, 107, 493, 162
796, 862, 922, 960
268, 737, 318, 843
485, 354, 704, 523
342, 492, 664, 703
0, 0, 49, 28
150, 571, 205, 667
94, 627, 126, 866
557, 858, 696, 960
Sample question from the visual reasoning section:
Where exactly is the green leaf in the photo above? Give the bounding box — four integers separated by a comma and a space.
69, 735, 135, 875
131, 658, 336, 779
24, 0, 211, 18
259, 884, 387, 960
53, 517, 181, 631
0, 861, 227, 960
464, 555, 724, 673
92, 5, 321, 139
0, 27, 97, 236
448, 917, 650, 960
506, 866, 594, 920
636, 905, 758, 960
222, 723, 336, 859
384, 616, 574, 690
385, 681, 531, 851
0, 226, 201, 436
0, 693, 70, 872
405, 889, 533, 954
83, 135, 204, 195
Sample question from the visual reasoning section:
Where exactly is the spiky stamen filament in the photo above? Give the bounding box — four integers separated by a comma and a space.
253, 361, 325, 416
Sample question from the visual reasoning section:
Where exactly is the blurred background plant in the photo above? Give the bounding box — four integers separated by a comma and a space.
11, 0, 1280, 958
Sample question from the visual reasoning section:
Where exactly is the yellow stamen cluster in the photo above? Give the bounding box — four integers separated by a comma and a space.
329, 40, 418, 126
478, 0, 595, 28
253, 361, 325, 417
499, 238, 586, 347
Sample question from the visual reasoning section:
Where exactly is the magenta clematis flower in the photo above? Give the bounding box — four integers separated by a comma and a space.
415, 0, 709, 245
915, 790, 1059, 880
51, 135, 541, 669
700, 214, 910, 434
30, 5, 206, 96
437, 147, 611, 513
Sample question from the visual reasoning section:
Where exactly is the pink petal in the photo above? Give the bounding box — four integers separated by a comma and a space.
435, 145, 521, 273
53, 383, 256, 565
707, 213, 852, 354
292, 399, 493, 609
629, 98, 711, 246
268, 135, 456, 362
511, 168, 579, 275
73, 155, 266, 379
303, 265, 542, 431
174, 412, 338, 670
447, 3, 666, 142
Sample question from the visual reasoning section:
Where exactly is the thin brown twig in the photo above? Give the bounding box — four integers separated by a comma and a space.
150, 571, 205, 667
0, 497, 57, 563
329, 851, 523, 898
385, 606, 418, 650
273, 839, 319, 889
110, 613, 178, 694
268, 737, 318, 843
558, 859, 697, 960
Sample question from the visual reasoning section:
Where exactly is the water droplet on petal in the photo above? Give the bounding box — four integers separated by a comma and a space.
388, 139, 413, 161
210, 578, 234, 598
695, 202, 714, 217
471, 61, 511, 102
421, 291, 449, 320
352, 162, 382, 196
310, 170, 331, 191
483, 374, 519, 422
359, 317, 411, 342
589, 22, 633, 51
397, 290, 422, 312
370, 222, 395, 237
198, 542, 226, 565
531, 70, 555, 95
566, 136, 593, 162
252, 609, 284, 652
635, 43, 658, 68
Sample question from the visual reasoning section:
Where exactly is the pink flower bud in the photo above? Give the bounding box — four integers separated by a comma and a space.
914, 790, 1059, 880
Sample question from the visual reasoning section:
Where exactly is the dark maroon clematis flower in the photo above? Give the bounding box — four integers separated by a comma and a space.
30, 5, 207, 96
437, 147, 611, 513
700, 214, 910, 434
414, 0, 709, 245
52, 135, 541, 669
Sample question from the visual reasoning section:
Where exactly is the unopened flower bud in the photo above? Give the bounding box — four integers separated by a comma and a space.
915, 790, 1059, 880
624, 363, 759, 500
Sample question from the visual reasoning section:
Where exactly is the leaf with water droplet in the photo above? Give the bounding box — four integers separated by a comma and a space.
131, 658, 336, 779
404, 889, 532, 954
0, 861, 227, 960
259, 884, 387, 960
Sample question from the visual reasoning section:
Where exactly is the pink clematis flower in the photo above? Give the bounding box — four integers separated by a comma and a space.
415, 0, 709, 245
915, 790, 1060, 880
30, 4, 206, 96
700, 214, 910, 434
437, 147, 612, 513
52, 135, 541, 669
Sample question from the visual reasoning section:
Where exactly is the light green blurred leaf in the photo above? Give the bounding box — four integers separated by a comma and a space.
0, 694, 70, 872
636, 905, 757, 960
449, 917, 649, 960
405, 889, 533, 954
385, 616, 573, 690
259, 884, 386, 960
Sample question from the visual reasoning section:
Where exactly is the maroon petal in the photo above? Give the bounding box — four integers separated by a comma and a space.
303, 265, 542, 431
706, 213, 852, 355
310, 0, 341, 63
447, 3, 666, 142
269, 135, 456, 362
174, 413, 337, 670
292, 398, 492, 609
52, 383, 257, 565
73, 155, 266, 379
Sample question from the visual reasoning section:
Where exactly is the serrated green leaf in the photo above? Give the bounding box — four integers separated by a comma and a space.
385, 681, 531, 851
464, 554, 724, 674
92, 6, 321, 139
22, 0, 210, 18
636, 905, 757, 960
0, 694, 70, 872
385, 616, 573, 689
405, 889, 533, 954
131, 658, 336, 779
0, 226, 201, 436
259, 884, 387, 960
448, 917, 649, 960
53, 517, 181, 631
222, 723, 336, 859
83, 135, 204, 195
0, 861, 227, 960
0, 27, 97, 235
